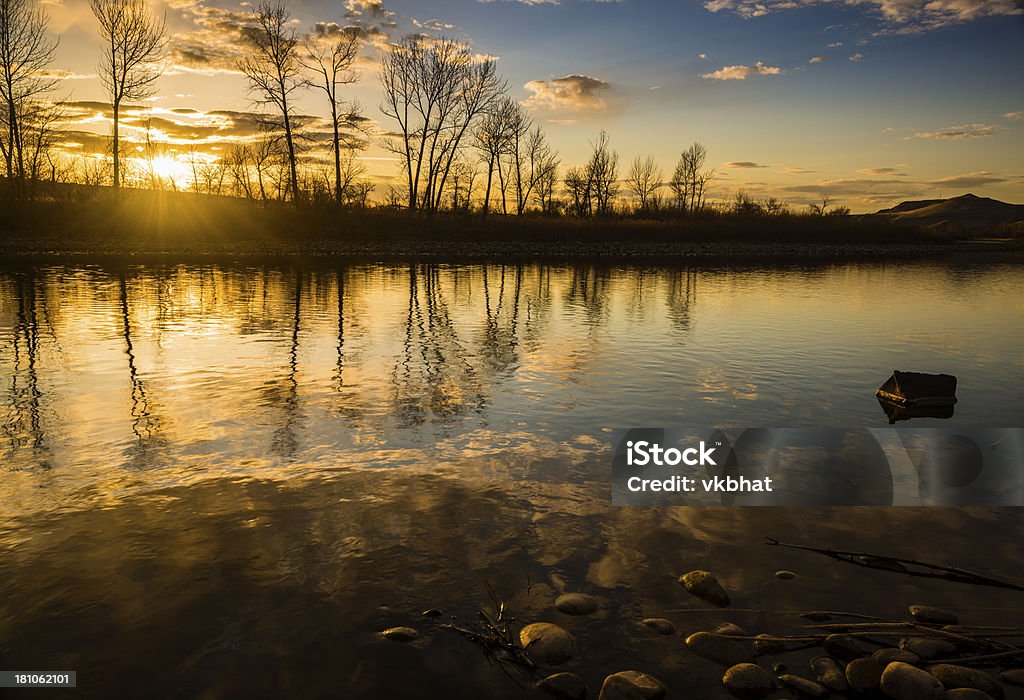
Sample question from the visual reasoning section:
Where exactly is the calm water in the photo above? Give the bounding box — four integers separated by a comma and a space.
2, 260, 1023, 698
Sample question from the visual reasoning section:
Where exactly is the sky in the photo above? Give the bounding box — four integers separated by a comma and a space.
39, 0, 1024, 211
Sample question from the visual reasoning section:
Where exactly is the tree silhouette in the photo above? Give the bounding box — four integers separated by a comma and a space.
90, 0, 165, 190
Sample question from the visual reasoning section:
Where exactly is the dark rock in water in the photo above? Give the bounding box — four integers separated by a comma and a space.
679, 570, 731, 607
753, 634, 786, 655
520, 623, 576, 664
641, 618, 676, 636
874, 648, 921, 666
909, 605, 960, 626
538, 672, 587, 700
880, 661, 945, 700
778, 674, 828, 698
775, 570, 797, 580
810, 656, 848, 691
944, 689, 995, 700
824, 633, 873, 660
846, 658, 884, 692
722, 663, 774, 699
598, 670, 666, 700
770, 662, 786, 674
900, 637, 957, 660
685, 631, 751, 667
555, 593, 599, 616
999, 669, 1024, 687
381, 626, 418, 641
713, 622, 748, 637
421, 608, 443, 618
928, 665, 1002, 699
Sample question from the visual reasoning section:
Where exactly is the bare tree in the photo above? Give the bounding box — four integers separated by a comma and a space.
626, 154, 662, 213
379, 35, 505, 211
239, 0, 304, 202
671, 142, 713, 213
90, 0, 165, 191
809, 193, 832, 216
304, 23, 362, 205
0, 0, 58, 194
473, 96, 516, 215
585, 130, 618, 216
563, 166, 590, 217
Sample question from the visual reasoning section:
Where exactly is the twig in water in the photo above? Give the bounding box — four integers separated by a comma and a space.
764, 537, 1024, 591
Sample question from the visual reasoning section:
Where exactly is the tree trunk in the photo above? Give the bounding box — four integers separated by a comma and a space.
113, 104, 120, 190
332, 103, 342, 206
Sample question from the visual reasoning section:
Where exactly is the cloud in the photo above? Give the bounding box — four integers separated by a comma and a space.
857, 167, 908, 176
702, 0, 1023, 32
346, 0, 386, 17
698, 53, 708, 59
849, 52, 864, 61
780, 166, 816, 174
809, 56, 826, 63
911, 123, 1004, 140
924, 172, 1008, 188
523, 74, 610, 111
1005, 112, 1024, 120
724, 161, 769, 168
702, 61, 781, 80
34, 69, 97, 81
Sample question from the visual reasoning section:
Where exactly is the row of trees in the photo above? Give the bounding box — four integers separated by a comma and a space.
1, 0, 837, 216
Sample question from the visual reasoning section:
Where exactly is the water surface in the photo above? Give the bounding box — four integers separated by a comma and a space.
1, 260, 1022, 698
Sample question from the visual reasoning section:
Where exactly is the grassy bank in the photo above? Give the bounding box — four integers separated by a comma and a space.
1, 186, 1012, 261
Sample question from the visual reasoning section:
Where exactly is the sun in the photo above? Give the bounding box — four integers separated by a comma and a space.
147, 155, 191, 184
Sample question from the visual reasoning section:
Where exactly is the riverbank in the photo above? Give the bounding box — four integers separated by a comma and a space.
4, 189, 1022, 263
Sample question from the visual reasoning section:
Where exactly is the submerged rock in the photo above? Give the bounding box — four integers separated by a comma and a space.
555, 593, 599, 616
999, 669, 1024, 687
811, 656, 848, 692
900, 637, 957, 660
928, 665, 1002, 699
880, 661, 945, 700
774, 570, 797, 580
846, 658, 884, 692
753, 634, 786, 655
685, 631, 751, 667
824, 633, 873, 660
520, 623, 576, 665
944, 690, 995, 700
777, 674, 828, 698
381, 626, 418, 641
598, 670, 666, 700
538, 672, 587, 700
641, 618, 676, 636
713, 622, 749, 637
909, 605, 959, 626
679, 570, 731, 607
722, 663, 774, 699
874, 648, 922, 666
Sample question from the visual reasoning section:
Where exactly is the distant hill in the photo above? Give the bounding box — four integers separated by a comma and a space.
875, 193, 1024, 231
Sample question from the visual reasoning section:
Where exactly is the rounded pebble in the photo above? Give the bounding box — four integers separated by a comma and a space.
722, 663, 775, 699
641, 618, 676, 635
880, 661, 945, 700
847, 658, 884, 692
520, 623, 576, 665
775, 570, 797, 579
824, 633, 873, 660
714, 622, 748, 636
909, 605, 959, 626
811, 656, 848, 692
555, 593, 598, 616
929, 665, 1002, 699
900, 637, 957, 660
778, 674, 828, 698
679, 570, 731, 607
999, 669, 1024, 687
753, 634, 786, 656
598, 670, 666, 700
381, 626, 418, 641
537, 672, 587, 700
874, 648, 922, 666
685, 631, 751, 667
944, 690, 995, 700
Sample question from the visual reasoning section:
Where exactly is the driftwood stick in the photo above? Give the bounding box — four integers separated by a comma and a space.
765, 537, 1024, 591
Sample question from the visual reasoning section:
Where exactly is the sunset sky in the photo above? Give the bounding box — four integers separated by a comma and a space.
41, 0, 1024, 211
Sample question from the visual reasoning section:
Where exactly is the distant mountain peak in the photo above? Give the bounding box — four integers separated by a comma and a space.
875, 193, 1024, 229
